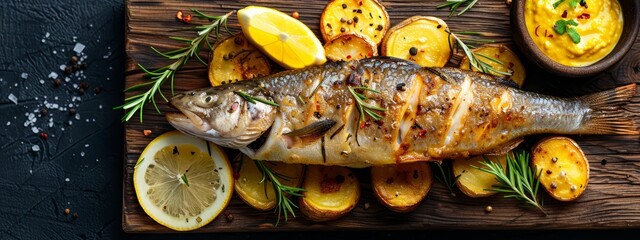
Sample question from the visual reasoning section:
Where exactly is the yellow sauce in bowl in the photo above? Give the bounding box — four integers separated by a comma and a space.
525, 0, 623, 67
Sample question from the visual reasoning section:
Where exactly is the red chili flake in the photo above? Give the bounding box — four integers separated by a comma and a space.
182, 14, 192, 23
143, 129, 152, 136
346, 55, 352, 59
561, 10, 568, 18
577, 13, 591, 20
534, 25, 540, 37
418, 129, 427, 138
544, 29, 548, 37
39, 132, 48, 140
292, 11, 299, 19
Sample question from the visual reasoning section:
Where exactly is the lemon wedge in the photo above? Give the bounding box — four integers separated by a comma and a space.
238, 6, 326, 69
133, 130, 233, 231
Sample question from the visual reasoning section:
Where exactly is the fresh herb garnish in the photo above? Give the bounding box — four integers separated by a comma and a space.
448, 31, 512, 76
432, 161, 460, 197
475, 151, 546, 215
348, 86, 387, 122
254, 160, 305, 225
436, 0, 478, 17
554, 0, 586, 8
553, 19, 581, 43
181, 173, 190, 187
234, 90, 279, 107
115, 10, 234, 122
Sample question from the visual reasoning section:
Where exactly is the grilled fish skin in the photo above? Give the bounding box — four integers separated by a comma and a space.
167, 57, 637, 167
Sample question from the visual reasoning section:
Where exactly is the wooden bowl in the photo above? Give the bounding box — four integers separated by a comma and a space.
510, 0, 640, 78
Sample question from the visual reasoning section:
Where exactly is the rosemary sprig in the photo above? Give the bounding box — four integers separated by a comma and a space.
447, 31, 513, 76
431, 161, 460, 197
181, 173, 190, 187
234, 91, 279, 107
254, 160, 305, 225
475, 151, 546, 215
437, 0, 478, 17
115, 9, 234, 122
348, 86, 387, 122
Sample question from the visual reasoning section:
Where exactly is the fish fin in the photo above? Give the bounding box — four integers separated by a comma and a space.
283, 119, 337, 148
485, 138, 523, 155
578, 84, 639, 135
494, 77, 519, 89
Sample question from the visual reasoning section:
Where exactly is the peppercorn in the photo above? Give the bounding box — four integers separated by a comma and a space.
347, 19, 353, 24
314, 112, 322, 119
409, 47, 418, 56
68, 108, 77, 116
78, 88, 85, 96
340, 27, 346, 33
376, 25, 383, 31
353, 16, 359, 23
93, 87, 102, 94
39, 107, 48, 116
181, 14, 192, 23
234, 37, 244, 46
546, 169, 552, 174
80, 62, 88, 70
70, 56, 79, 65
53, 78, 62, 87
396, 82, 406, 91
551, 157, 558, 163
72, 213, 78, 219
550, 182, 558, 189
340, 17, 346, 23
64, 208, 70, 215
64, 66, 73, 74
342, 3, 347, 8
485, 206, 493, 213
291, 11, 299, 19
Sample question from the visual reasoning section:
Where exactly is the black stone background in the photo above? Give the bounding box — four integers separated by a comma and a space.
1, 0, 639, 239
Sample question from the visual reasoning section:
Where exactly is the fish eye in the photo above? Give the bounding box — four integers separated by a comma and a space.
189, 92, 195, 96
205, 96, 212, 103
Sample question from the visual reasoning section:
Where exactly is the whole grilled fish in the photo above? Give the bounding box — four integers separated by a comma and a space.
166, 58, 637, 167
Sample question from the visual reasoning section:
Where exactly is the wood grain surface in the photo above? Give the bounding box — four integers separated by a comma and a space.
123, 0, 640, 232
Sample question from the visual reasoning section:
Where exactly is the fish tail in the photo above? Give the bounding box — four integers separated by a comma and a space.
578, 83, 639, 135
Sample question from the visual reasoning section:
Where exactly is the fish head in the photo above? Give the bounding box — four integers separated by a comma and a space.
166, 85, 277, 149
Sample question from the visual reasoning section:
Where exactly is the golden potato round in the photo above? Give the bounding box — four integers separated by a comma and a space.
371, 162, 432, 213
381, 16, 453, 67
234, 158, 304, 211
324, 33, 378, 61
531, 137, 589, 201
453, 155, 506, 198
459, 45, 526, 87
320, 0, 389, 45
208, 34, 271, 86
299, 165, 360, 222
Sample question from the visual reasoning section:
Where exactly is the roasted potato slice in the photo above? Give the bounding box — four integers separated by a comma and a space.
208, 34, 271, 86
371, 162, 432, 212
459, 45, 526, 87
381, 16, 453, 67
324, 33, 378, 61
531, 137, 589, 201
234, 158, 304, 211
320, 0, 389, 45
453, 155, 506, 198
299, 165, 360, 222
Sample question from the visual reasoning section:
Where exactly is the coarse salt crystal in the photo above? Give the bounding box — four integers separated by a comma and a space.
85, 144, 89, 148
65, 178, 70, 182
32, 145, 40, 152
65, 77, 70, 82
39, 79, 45, 84
8, 94, 18, 104
73, 43, 85, 53
48, 72, 58, 79
98, 105, 103, 109
6, 121, 10, 126
21, 73, 28, 79
31, 127, 38, 134
80, 151, 85, 157
52, 50, 57, 54
59, 64, 66, 71
45, 32, 50, 38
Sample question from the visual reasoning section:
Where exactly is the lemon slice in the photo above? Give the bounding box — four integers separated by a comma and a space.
238, 6, 326, 69
133, 130, 233, 231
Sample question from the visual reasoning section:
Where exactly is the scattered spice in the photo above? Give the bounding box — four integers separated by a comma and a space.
223, 210, 234, 222
570, 185, 577, 191
396, 82, 406, 91
561, 10, 568, 18
364, 202, 370, 210
601, 159, 607, 165
53, 78, 62, 87
143, 129, 152, 136
342, 3, 347, 8
550, 182, 558, 189
234, 36, 244, 45
291, 11, 299, 19
93, 86, 102, 94
39, 107, 48, 116
353, 16, 359, 23
409, 47, 418, 56
376, 24, 383, 31
505, 0, 512, 5
485, 205, 493, 213
340, 27, 346, 33
68, 108, 77, 116
347, 19, 353, 24
546, 169, 553, 174
577, 13, 590, 20
70, 56, 79, 65
64, 208, 70, 215
551, 157, 558, 163
39, 132, 48, 140
72, 213, 79, 220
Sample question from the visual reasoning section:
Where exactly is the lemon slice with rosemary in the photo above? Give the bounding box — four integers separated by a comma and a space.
133, 130, 233, 231
238, 6, 326, 69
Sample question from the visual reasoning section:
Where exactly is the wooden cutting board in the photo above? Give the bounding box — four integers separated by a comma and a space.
123, 0, 640, 232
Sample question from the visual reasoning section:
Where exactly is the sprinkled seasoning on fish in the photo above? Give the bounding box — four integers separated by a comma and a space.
167, 58, 638, 167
